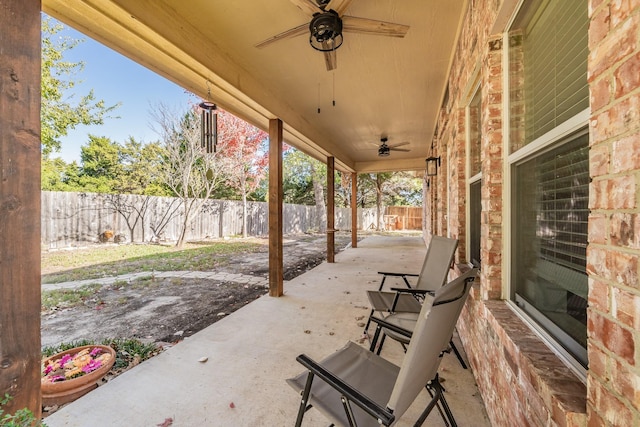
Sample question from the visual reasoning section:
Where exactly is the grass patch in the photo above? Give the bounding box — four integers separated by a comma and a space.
41, 284, 102, 310
42, 239, 265, 284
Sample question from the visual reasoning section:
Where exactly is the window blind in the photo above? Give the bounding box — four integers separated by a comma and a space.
536, 134, 589, 272
521, 0, 589, 143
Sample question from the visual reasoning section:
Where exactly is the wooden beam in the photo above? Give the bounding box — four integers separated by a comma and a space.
351, 172, 358, 248
0, 0, 42, 417
327, 156, 335, 263
268, 119, 283, 296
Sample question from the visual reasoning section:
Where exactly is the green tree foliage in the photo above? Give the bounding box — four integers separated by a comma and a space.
282, 149, 318, 205
116, 138, 169, 196
80, 135, 121, 179
41, 17, 119, 158
41, 157, 81, 191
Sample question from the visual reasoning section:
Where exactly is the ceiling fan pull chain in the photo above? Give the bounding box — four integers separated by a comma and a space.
332, 72, 336, 107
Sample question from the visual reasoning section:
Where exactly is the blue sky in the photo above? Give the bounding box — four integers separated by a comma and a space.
52, 18, 194, 163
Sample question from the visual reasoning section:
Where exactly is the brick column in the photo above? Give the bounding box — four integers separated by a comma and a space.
449, 107, 467, 263
480, 36, 505, 300
587, 1, 640, 425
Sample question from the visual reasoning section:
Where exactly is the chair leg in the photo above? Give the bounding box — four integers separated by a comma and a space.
424, 382, 450, 427
369, 324, 383, 352
449, 339, 468, 370
414, 374, 457, 427
363, 308, 376, 336
295, 372, 315, 427
375, 334, 387, 356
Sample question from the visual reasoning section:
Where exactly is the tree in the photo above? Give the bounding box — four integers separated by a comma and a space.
100, 137, 170, 243
41, 17, 119, 158
151, 103, 225, 247
283, 149, 327, 231
80, 135, 121, 178
217, 110, 268, 238
283, 149, 315, 205
115, 137, 168, 196
357, 173, 392, 230
41, 157, 81, 191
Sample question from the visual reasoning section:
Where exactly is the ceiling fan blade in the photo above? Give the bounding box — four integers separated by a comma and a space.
325, 0, 354, 16
323, 48, 337, 71
389, 147, 410, 152
388, 141, 410, 148
255, 23, 308, 49
342, 15, 410, 38
289, 0, 323, 17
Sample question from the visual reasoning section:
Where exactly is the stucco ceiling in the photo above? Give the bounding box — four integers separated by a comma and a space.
43, 0, 467, 173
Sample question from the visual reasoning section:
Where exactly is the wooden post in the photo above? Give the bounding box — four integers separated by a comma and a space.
268, 119, 283, 296
0, 0, 42, 417
327, 156, 335, 263
351, 172, 358, 248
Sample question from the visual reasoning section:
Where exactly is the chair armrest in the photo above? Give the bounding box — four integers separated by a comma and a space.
377, 271, 419, 278
376, 272, 418, 291
296, 354, 395, 426
368, 316, 413, 339
389, 287, 432, 295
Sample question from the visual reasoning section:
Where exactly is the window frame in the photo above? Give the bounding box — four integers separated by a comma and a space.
466, 84, 482, 266
502, 0, 590, 380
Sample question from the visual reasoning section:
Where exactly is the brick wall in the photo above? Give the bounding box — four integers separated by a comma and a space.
426, 0, 640, 425
587, 0, 640, 425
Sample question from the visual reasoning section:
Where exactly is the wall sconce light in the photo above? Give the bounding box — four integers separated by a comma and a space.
425, 156, 441, 177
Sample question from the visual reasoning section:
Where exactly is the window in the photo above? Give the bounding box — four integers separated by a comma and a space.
508, 0, 589, 369
468, 88, 482, 266
512, 132, 589, 366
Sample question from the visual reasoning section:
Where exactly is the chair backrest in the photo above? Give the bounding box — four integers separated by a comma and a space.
386, 267, 478, 417
415, 236, 459, 292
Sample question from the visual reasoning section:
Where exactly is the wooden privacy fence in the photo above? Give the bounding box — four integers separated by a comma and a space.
41, 191, 380, 248
383, 206, 423, 230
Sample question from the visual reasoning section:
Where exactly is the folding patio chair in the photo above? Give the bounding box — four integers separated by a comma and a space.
363, 235, 458, 336
369, 267, 478, 365
287, 268, 478, 427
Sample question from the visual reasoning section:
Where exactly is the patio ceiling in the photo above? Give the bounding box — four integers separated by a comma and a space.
43, 0, 466, 173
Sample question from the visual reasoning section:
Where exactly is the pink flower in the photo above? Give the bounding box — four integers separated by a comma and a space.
44, 364, 54, 375
50, 375, 65, 382
89, 347, 102, 357
82, 359, 102, 374
59, 354, 72, 366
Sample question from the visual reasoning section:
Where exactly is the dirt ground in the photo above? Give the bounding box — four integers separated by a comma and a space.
41, 233, 355, 349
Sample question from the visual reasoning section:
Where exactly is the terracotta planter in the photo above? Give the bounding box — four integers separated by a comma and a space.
41, 345, 116, 406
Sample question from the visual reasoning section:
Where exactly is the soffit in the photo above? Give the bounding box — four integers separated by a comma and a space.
43, 0, 467, 173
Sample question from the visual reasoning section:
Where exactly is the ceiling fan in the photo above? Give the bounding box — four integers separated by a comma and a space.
255, 0, 410, 71
375, 137, 410, 157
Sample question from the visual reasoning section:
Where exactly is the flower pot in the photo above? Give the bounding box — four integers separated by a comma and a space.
41, 345, 116, 407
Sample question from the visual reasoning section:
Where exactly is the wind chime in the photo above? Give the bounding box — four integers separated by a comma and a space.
199, 84, 218, 153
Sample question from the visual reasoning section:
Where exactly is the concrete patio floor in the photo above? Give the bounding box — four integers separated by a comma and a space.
43, 235, 490, 426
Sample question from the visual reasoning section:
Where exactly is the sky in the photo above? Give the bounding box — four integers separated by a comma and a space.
51, 17, 194, 163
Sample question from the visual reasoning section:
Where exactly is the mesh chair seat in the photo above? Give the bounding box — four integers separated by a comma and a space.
366, 290, 422, 314
287, 342, 399, 427
379, 312, 421, 345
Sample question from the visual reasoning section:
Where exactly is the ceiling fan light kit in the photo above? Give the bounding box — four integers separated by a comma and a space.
309, 11, 343, 51
255, 0, 409, 71
378, 145, 390, 157
375, 137, 410, 157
